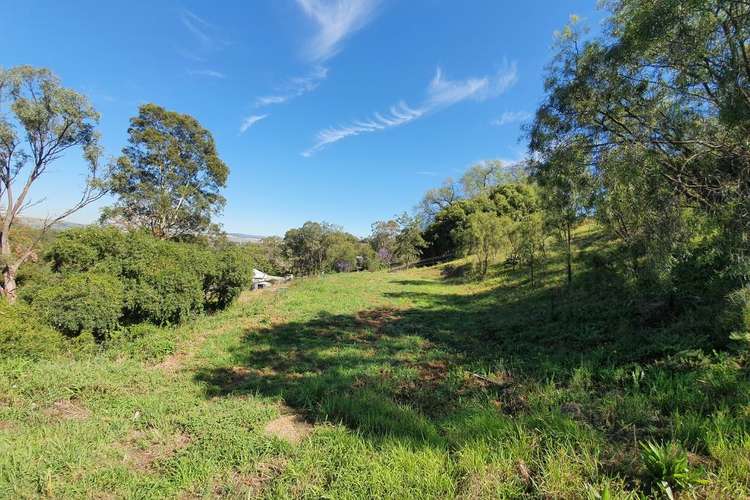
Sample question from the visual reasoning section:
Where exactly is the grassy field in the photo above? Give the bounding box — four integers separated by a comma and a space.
1, 227, 749, 498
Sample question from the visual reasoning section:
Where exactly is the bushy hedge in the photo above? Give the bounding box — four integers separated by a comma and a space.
0, 300, 63, 358
203, 245, 254, 309
119, 237, 206, 325
33, 271, 124, 337
39, 227, 252, 327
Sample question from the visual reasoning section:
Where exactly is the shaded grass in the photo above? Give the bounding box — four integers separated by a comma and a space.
1, 226, 750, 498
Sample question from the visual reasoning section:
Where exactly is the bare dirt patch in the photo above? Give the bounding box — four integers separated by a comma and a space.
153, 352, 188, 373
356, 308, 403, 331
0, 420, 16, 432
214, 458, 288, 497
122, 429, 192, 471
42, 399, 91, 421
419, 360, 450, 383
264, 411, 314, 445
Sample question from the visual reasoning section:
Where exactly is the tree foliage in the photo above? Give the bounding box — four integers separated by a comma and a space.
423, 182, 539, 259
530, 1, 750, 289
0, 66, 108, 303
369, 219, 400, 266
460, 160, 515, 198
393, 213, 426, 267
455, 211, 511, 277
531, 141, 594, 284
283, 221, 377, 275
284, 222, 335, 275
103, 103, 228, 240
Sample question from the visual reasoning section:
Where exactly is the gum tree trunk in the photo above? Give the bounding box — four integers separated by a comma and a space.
1, 232, 17, 304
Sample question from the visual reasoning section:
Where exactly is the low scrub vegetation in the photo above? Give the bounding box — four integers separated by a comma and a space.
5, 226, 253, 357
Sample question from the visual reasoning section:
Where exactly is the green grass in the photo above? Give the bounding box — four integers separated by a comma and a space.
1, 226, 749, 498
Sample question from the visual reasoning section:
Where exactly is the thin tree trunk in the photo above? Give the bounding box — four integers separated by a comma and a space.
566, 222, 572, 286
530, 257, 535, 287
2, 267, 16, 304
1, 233, 16, 304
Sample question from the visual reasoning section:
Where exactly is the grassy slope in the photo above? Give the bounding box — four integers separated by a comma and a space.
1, 226, 749, 498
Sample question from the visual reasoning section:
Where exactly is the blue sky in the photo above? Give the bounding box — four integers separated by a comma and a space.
2, 0, 603, 237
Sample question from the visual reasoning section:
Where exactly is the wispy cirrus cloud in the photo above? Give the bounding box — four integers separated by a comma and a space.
180, 10, 214, 48
179, 9, 229, 76
302, 102, 423, 156
428, 61, 518, 107
296, 0, 381, 62
255, 66, 328, 107
239, 114, 269, 134
250, 1, 377, 111
491, 110, 532, 126
187, 69, 227, 79
302, 62, 518, 156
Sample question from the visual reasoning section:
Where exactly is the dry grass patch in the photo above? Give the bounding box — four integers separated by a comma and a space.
459, 463, 530, 499
122, 429, 192, 471
42, 399, 91, 421
356, 307, 403, 333
264, 410, 314, 445
212, 458, 288, 497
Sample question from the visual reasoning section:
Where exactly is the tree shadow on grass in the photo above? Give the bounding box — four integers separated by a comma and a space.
192, 263, 732, 453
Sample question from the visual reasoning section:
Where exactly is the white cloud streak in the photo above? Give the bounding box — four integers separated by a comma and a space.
303, 62, 518, 156
179, 9, 230, 75
491, 110, 532, 126
239, 114, 269, 134
302, 102, 423, 156
255, 66, 329, 107
180, 10, 215, 49
187, 69, 227, 79
296, 0, 381, 62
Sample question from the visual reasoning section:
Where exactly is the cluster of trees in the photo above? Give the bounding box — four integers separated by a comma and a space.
283, 221, 377, 275
529, 0, 750, 299
0, 66, 233, 308
0, 65, 254, 351
414, 161, 548, 281
368, 213, 425, 269
410, 0, 750, 317
242, 215, 426, 278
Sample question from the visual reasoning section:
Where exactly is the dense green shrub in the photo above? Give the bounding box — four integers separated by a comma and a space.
46, 226, 128, 274
43, 227, 252, 326
0, 300, 63, 358
33, 271, 124, 337
203, 246, 254, 310
119, 238, 205, 324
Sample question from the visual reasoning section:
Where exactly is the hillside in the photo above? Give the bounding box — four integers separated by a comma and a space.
1, 226, 747, 498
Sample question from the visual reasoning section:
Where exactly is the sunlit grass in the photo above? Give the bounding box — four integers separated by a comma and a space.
1, 226, 749, 498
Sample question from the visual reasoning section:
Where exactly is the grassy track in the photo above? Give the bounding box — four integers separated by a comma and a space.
1, 228, 749, 498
